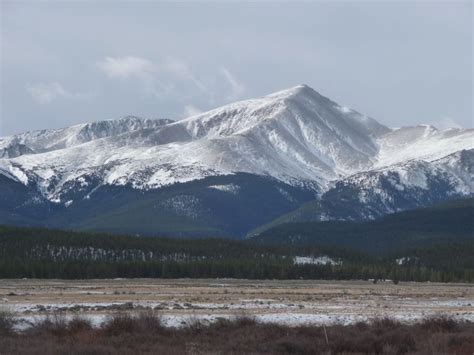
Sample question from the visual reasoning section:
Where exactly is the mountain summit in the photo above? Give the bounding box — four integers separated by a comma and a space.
1, 85, 472, 237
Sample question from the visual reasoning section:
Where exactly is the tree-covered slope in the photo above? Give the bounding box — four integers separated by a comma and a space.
248, 150, 474, 237
0, 218, 473, 281
0, 173, 316, 238
253, 198, 474, 255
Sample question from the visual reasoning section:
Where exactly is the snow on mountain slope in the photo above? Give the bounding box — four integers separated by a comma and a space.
0, 116, 173, 158
358, 149, 472, 199
0, 85, 472, 205
247, 149, 474, 236
172, 85, 391, 181
375, 125, 474, 167
0, 143, 34, 159
323, 148, 474, 220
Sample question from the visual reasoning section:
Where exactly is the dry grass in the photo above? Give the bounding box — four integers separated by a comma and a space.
0, 314, 473, 354
0, 309, 15, 335
102, 310, 165, 336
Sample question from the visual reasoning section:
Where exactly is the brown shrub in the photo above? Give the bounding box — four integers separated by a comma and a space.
420, 315, 460, 332
30, 312, 69, 336
370, 317, 402, 330
101, 313, 137, 335
101, 310, 164, 336
1, 315, 473, 354
0, 309, 15, 335
135, 310, 165, 333
68, 316, 93, 334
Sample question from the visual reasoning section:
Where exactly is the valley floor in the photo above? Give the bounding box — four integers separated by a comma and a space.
1, 279, 473, 328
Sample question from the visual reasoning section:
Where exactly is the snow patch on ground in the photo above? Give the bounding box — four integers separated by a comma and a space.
10, 306, 474, 331
207, 184, 240, 194
294, 256, 341, 266
394, 167, 428, 189
159, 195, 206, 220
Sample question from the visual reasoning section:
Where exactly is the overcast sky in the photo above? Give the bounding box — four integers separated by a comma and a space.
1, 1, 472, 136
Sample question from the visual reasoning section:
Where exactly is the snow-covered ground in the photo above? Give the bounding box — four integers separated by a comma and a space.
9, 300, 474, 331
2, 279, 473, 330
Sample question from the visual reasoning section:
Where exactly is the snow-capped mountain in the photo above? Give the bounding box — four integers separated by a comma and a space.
247, 149, 474, 237
374, 125, 473, 168
317, 148, 474, 221
0, 116, 173, 158
0, 85, 472, 237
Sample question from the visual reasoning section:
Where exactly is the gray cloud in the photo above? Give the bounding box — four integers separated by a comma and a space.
183, 104, 202, 117
433, 117, 464, 130
97, 56, 156, 79
26, 82, 69, 104
162, 57, 208, 94
1, 1, 472, 136
25, 82, 95, 104
95, 55, 241, 107
219, 67, 245, 100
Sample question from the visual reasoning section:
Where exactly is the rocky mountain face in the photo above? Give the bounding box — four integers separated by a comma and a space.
1, 85, 472, 237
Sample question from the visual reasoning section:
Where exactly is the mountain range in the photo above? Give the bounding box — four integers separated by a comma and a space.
1, 85, 472, 237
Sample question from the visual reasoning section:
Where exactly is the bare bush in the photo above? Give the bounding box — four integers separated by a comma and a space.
101, 312, 136, 335
30, 312, 69, 336
420, 315, 460, 332
0, 309, 15, 335
101, 310, 164, 336
68, 315, 93, 334
0, 315, 472, 354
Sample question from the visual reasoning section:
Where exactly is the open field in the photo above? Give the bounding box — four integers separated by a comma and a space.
1, 279, 473, 328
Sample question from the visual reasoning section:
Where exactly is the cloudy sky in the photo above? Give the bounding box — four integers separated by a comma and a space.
1, 1, 472, 136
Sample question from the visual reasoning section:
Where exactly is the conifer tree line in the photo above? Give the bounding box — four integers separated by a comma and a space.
0, 225, 472, 282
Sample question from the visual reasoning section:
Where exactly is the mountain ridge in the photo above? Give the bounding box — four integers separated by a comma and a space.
1, 85, 471, 202
0, 85, 472, 237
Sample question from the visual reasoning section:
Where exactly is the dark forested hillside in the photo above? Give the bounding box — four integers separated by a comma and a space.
253, 198, 474, 254
0, 173, 316, 239
0, 223, 472, 282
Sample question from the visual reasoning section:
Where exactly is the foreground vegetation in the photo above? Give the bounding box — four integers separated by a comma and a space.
0, 224, 473, 282
0, 311, 473, 354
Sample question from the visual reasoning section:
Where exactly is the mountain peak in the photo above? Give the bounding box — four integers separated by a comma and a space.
1, 86, 472, 206
266, 84, 318, 100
